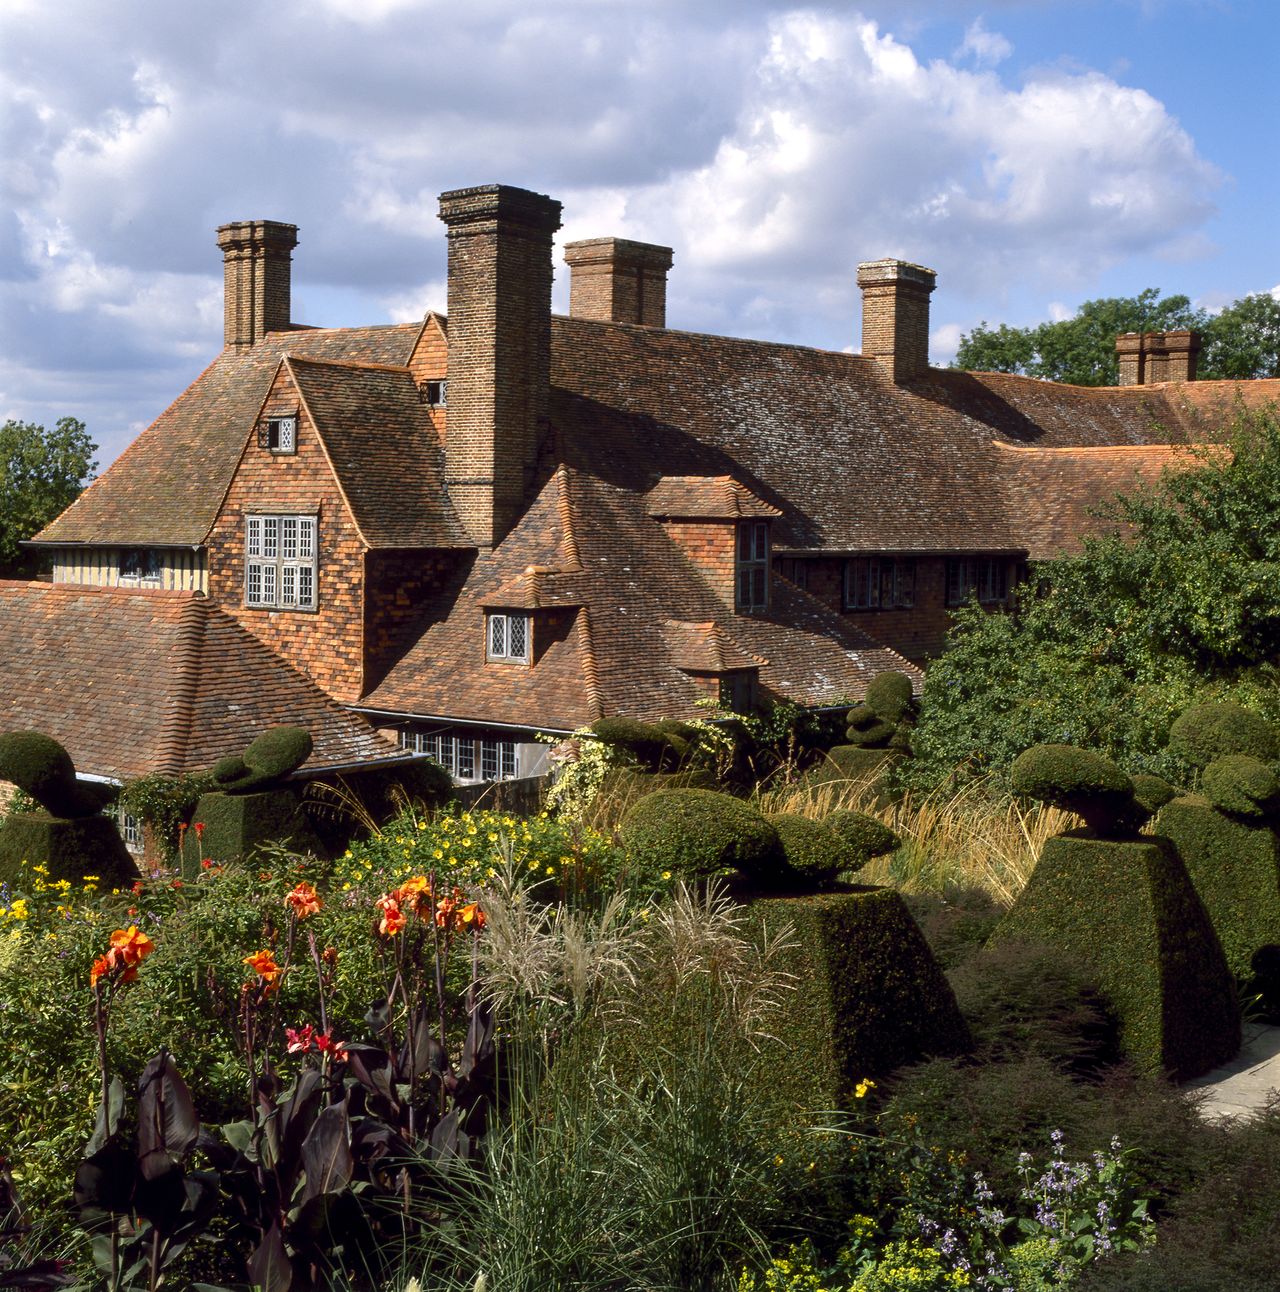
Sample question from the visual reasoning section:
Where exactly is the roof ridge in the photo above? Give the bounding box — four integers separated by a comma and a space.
992, 440, 1204, 456
556, 464, 584, 570
154, 596, 210, 775
284, 355, 413, 375
575, 605, 605, 720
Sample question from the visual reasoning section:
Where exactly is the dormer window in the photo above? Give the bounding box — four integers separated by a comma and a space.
487, 612, 530, 663
420, 379, 447, 408
736, 520, 769, 612
259, 415, 297, 455
118, 548, 161, 586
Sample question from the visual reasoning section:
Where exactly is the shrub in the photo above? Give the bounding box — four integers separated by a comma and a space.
746, 888, 971, 1113
823, 810, 899, 871
620, 789, 781, 882
1010, 744, 1139, 835
1156, 795, 1280, 994
991, 832, 1239, 1078
211, 724, 313, 793
0, 730, 114, 818
591, 716, 686, 771
769, 814, 852, 889
864, 672, 914, 725
1167, 700, 1279, 770
844, 706, 897, 749
1199, 753, 1280, 817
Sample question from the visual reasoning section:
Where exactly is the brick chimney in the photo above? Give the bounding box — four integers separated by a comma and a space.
564, 237, 674, 327
215, 220, 298, 349
438, 184, 563, 548
1115, 330, 1201, 386
856, 259, 937, 382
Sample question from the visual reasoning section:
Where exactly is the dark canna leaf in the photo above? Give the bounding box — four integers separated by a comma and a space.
0, 1258, 75, 1288
136, 1050, 200, 1181
247, 1221, 292, 1292
84, 1075, 125, 1157
300, 1102, 353, 1203
73, 1143, 134, 1218
278, 1068, 323, 1178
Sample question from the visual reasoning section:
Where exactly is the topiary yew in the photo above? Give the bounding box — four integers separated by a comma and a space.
824, 810, 900, 872
1168, 701, 1280, 770
865, 671, 914, 725
620, 788, 781, 881
1010, 744, 1144, 836
0, 731, 116, 818
768, 814, 853, 889
211, 726, 313, 794
1199, 754, 1280, 819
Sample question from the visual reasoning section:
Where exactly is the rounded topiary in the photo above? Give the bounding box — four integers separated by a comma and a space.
1010, 744, 1138, 836
844, 704, 896, 748
1200, 755, 1280, 820
1131, 774, 1177, 818
1168, 702, 1279, 770
824, 809, 900, 870
213, 726, 313, 794
0, 730, 115, 818
769, 814, 852, 889
620, 788, 780, 881
865, 671, 914, 724
592, 716, 683, 771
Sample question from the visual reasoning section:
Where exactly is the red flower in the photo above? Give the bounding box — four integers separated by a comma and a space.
131, 881, 143, 896
375, 894, 406, 937
286, 1024, 316, 1053
193, 822, 205, 838
201, 858, 212, 870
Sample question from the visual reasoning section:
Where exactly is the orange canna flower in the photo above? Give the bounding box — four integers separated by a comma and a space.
392, 875, 431, 918
89, 954, 113, 988
457, 902, 487, 931
243, 949, 282, 986
109, 925, 155, 967
376, 895, 406, 937
284, 881, 322, 919
434, 887, 462, 930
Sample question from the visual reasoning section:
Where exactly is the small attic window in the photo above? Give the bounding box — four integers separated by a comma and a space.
259, 415, 297, 454
487, 612, 530, 664
420, 379, 447, 408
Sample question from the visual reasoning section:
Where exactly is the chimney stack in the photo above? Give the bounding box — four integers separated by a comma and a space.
438, 183, 563, 549
215, 220, 298, 349
1115, 330, 1201, 386
564, 237, 674, 327
856, 259, 937, 382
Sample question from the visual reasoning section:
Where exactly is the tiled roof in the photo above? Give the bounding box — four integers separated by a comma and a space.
0, 582, 401, 780
645, 476, 781, 519
363, 464, 920, 725
994, 441, 1213, 559
33, 324, 423, 547
287, 357, 468, 549
662, 620, 767, 672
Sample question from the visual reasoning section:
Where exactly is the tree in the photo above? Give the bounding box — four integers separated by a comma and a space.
907, 404, 1280, 789
0, 418, 97, 576
953, 288, 1280, 386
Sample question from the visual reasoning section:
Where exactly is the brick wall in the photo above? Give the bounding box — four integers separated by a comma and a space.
564, 238, 674, 327
206, 366, 367, 701
215, 221, 298, 350
663, 520, 737, 606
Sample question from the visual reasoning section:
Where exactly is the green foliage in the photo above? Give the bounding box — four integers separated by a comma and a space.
953, 287, 1280, 387
1010, 744, 1139, 836
620, 788, 782, 883
991, 833, 1239, 1078
0, 813, 137, 889
1156, 796, 1280, 990
748, 889, 970, 1112
118, 770, 212, 863
0, 729, 115, 818
1167, 700, 1279, 769
211, 723, 314, 793
864, 672, 915, 725
0, 417, 96, 575
909, 406, 1280, 789
770, 814, 853, 889
182, 786, 321, 870
823, 811, 899, 872
1199, 753, 1280, 818
844, 706, 896, 749
590, 715, 687, 771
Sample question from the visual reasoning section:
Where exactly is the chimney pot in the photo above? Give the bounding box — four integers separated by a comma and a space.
564, 237, 674, 327
856, 258, 936, 382
215, 220, 298, 349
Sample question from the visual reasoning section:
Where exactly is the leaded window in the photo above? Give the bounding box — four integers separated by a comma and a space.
246, 514, 317, 609
487, 613, 530, 663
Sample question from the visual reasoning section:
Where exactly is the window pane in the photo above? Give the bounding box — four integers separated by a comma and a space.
752, 566, 766, 607
500, 742, 516, 778
298, 517, 315, 559
880, 561, 895, 608
281, 565, 297, 606
457, 738, 475, 780
261, 518, 279, 558
247, 562, 263, 604
509, 615, 528, 660
278, 417, 295, 452
262, 564, 276, 604
281, 517, 298, 560
754, 522, 769, 560
298, 565, 314, 608
897, 560, 915, 608
247, 518, 262, 558
481, 739, 498, 780
489, 615, 506, 657
737, 570, 751, 609
738, 523, 752, 561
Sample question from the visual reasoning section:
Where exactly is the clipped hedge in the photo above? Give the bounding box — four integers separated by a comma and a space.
1010, 744, 1138, 835
620, 788, 781, 881
1157, 795, 1280, 996
748, 888, 971, 1107
805, 744, 898, 787
991, 831, 1238, 1079
0, 812, 137, 889
591, 717, 688, 772
824, 810, 899, 872
1168, 701, 1280, 770
180, 787, 322, 874
768, 814, 852, 889
865, 672, 914, 724
211, 724, 313, 794
1199, 754, 1280, 818
0, 730, 116, 819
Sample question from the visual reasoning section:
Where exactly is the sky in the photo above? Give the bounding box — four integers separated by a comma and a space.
2, 0, 1276, 471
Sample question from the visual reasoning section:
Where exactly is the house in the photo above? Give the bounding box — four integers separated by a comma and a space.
19, 183, 1280, 790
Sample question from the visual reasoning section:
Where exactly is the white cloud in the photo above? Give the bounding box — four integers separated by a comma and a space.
0, 1, 1225, 465
955, 17, 1013, 66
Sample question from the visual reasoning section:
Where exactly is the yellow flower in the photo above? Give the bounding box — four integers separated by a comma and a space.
417, 820, 427, 831
855, 1078, 876, 1099
433, 849, 443, 860
661, 871, 672, 881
